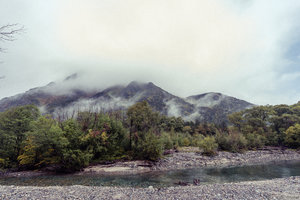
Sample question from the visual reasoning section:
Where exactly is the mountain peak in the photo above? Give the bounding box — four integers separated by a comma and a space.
125, 81, 159, 93
127, 81, 156, 87
125, 81, 144, 92
0, 80, 254, 123
147, 82, 155, 86
127, 81, 139, 86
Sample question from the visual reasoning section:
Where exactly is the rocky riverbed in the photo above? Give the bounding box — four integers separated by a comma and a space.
0, 176, 299, 200
4, 148, 300, 177
154, 147, 300, 170
1, 148, 300, 199
79, 147, 300, 175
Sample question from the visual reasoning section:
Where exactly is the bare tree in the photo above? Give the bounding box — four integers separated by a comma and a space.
0, 24, 24, 52
0, 24, 24, 79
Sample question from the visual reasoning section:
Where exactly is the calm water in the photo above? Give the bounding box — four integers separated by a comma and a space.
1, 161, 300, 187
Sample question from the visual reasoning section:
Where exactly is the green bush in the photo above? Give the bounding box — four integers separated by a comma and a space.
175, 132, 192, 147
264, 131, 285, 146
0, 158, 7, 169
183, 137, 190, 146
134, 131, 163, 161
190, 134, 204, 147
216, 132, 247, 153
61, 149, 93, 172
159, 132, 174, 150
285, 124, 300, 148
199, 136, 218, 156
245, 133, 265, 149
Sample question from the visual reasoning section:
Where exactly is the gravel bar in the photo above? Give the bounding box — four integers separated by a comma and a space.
1, 176, 300, 200
153, 148, 300, 171
79, 148, 300, 175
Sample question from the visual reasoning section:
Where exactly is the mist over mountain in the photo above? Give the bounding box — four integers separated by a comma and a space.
0, 74, 254, 123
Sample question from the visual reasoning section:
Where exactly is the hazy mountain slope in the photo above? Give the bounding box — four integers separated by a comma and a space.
0, 79, 254, 123
91, 81, 195, 115
0, 75, 93, 113
185, 93, 253, 123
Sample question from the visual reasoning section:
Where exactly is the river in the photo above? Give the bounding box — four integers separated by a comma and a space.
1, 160, 299, 187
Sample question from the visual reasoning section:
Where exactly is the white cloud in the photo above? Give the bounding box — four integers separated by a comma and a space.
0, 0, 300, 105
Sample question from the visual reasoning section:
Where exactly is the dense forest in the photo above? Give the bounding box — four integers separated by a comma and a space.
0, 101, 299, 172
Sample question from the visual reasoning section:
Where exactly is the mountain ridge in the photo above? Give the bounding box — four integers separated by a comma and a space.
0, 79, 254, 123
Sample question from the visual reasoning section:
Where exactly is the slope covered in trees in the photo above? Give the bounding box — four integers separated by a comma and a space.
0, 101, 299, 172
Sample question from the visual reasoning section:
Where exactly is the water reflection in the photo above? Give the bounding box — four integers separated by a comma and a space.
1, 161, 299, 187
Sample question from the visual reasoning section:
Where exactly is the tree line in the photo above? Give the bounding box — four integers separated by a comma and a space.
0, 102, 185, 172
0, 101, 299, 172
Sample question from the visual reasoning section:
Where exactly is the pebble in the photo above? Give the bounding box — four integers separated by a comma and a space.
153, 148, 300, 171
1, 148, 300, 200
0, 177, 299, 200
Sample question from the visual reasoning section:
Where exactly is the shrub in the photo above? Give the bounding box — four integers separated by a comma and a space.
264, 131, 285, 146
175, 132, 192, 147
183, 137, 190, 146
245, 133, 265, 149
285, 124, 300, 148
0, 158, 6, 169
159, 132, 175, 150
216, 132, 247, 153
199, 136, 218, 156
190, 134, 204, 147
134, 131, 163, 161
61, 149, 93, 172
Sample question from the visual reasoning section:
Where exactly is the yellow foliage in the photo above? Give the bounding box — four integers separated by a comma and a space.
183, 137, 190, 146
81, 133, 91, 142
17, 137, 37, 166
101, 132, 108, 142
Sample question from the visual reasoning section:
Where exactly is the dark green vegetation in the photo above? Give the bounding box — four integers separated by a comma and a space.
0, 101, 299, 172
227, 102, 300, 150
0, 102, 185, 172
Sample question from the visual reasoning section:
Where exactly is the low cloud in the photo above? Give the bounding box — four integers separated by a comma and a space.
0, 0, 300, 105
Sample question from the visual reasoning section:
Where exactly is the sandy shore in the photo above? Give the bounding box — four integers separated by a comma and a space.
1, 176, 299, 200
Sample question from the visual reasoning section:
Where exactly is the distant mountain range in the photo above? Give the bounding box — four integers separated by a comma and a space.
0, 74, 254, 123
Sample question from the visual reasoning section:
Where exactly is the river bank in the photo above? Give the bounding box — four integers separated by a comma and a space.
0, 176, 299, 200
2, 147, 300, 177
1, 148, 300, 199
79, 147, 300, 175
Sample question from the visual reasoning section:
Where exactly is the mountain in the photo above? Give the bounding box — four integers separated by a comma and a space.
0, 77, 254, 123
0, 84, 92, 114
90, 81, 195, 117
185, 93, 253, 124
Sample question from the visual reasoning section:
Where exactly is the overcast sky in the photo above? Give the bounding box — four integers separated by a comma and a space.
0, 0, 300, 105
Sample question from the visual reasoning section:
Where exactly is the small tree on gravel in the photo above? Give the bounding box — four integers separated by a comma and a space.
199, 136, 218, 156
